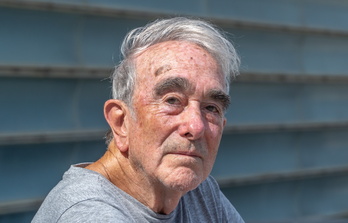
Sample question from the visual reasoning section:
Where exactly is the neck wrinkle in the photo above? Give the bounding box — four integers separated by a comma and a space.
88, 142, 184, 215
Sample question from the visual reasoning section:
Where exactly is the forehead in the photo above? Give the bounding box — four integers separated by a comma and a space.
134, 41, 224, 86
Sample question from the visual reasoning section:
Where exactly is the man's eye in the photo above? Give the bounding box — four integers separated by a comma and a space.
205, 105, 219, 113
166, 97, 180, 105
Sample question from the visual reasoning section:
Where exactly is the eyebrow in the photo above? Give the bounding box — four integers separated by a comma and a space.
153, 76, 230, 111
154, 77, 190, 96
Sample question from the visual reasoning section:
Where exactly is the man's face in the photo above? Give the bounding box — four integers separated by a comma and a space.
127, 41, 229, 192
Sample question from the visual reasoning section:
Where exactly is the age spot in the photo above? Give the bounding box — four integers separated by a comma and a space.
155, 65, 172, 76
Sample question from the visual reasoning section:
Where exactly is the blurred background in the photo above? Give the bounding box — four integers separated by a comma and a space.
1, 0, 348, 222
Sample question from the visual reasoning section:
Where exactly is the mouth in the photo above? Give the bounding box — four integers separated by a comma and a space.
163, 141, 206, 161
168, 151, 202, 159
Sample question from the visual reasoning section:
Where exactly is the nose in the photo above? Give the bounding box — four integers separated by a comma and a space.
178, 104, 205, 140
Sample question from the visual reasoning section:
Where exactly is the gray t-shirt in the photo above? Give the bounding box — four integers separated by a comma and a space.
32, 164, 244, 223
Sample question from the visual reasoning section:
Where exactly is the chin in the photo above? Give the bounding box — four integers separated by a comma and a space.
166, 168, 205, 192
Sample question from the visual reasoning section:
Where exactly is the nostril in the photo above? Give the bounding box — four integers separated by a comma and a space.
185, 132, 192, 137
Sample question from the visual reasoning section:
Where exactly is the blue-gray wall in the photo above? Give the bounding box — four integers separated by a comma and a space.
1, 1, 348, 222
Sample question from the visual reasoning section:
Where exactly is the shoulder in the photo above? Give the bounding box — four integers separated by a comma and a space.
44, 165, 110, 204
33, 165, 121, 222
56, 199, 130, 223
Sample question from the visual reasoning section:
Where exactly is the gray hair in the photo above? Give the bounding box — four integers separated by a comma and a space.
106, 17, 240, 144
111, 17, 240, 104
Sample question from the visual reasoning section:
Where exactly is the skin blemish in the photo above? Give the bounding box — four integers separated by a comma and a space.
155, 65, 172, 76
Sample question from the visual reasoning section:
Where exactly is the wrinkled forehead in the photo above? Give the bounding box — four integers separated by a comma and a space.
133, 41, 225, 88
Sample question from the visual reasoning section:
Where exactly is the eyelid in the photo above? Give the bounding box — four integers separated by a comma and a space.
163, 93, 184, 105
208, 90, 230, 111
165, 96, 180, 104
204, 103, 222, 114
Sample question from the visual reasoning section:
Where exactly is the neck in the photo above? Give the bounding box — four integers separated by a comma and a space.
86, 142, 184, 215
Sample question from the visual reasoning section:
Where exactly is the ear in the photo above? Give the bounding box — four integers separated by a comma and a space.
104, 99, 130, 153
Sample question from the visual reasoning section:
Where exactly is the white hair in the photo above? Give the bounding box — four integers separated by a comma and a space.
111, 17, 240, 105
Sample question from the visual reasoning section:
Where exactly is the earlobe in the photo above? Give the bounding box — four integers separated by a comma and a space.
104, 99, 129, 153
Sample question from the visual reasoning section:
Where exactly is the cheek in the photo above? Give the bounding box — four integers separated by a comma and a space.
206, 123, 224, 149
131, 104, 172, 145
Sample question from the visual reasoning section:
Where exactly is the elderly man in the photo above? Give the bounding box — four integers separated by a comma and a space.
33, 17, 244, 222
